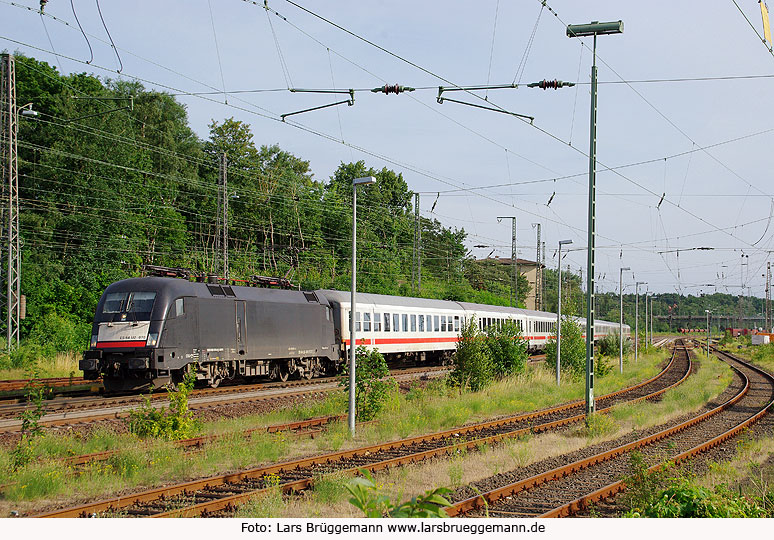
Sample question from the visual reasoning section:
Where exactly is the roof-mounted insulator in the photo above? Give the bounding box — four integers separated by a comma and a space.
527, 79, 575, 90
371, 84, 415, 94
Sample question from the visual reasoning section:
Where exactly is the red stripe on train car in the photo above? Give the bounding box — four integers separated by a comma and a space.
96, 341, 147, 349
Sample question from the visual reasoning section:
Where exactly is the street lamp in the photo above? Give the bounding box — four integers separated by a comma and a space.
556, 239, 573, 386
619, 267, 630, 373
705, 309, 712, 356
567, 19, 624, 417
635, 281, 647, 362
349, 175, 376, 436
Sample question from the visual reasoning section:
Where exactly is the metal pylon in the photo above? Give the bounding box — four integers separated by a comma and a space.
0, 54, 20, 350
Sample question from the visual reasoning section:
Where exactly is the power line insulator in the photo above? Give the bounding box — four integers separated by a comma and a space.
371, 84, 415, 94
527, 79, 575, 90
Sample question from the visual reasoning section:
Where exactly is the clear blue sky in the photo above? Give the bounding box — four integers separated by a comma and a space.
3, 0, 774, 299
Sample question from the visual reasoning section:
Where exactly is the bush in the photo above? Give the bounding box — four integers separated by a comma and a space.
345, 468, 452, 518
544, 316, 586, 378
632, 479, 768, 518
128, 373, 198, 440
450, 317, 493, 391
597, 332, 631, 358
340, 347, 397, 421
485, 320, 528, 377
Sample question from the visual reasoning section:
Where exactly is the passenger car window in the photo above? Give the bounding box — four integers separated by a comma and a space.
393, 313, 400, 332
374, 313, 382, 332
363, 312, 371, 332
419, 315, 425, 331
384, 313, 391, 332
410, 314, 417, 332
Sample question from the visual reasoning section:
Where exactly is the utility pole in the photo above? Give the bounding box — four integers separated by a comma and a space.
542, 241, 546, 310
533, 223, 541, 311
216, 153, 228, 279
498, 217, 518, 307
1, 54, 21, 351
413, 193, 421, 292
568, 19, 624, 419
766, 262, 771, 332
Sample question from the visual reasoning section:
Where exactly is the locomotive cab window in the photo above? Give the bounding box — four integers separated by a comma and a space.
167, 298, 184, 318
102, 291, 157, 319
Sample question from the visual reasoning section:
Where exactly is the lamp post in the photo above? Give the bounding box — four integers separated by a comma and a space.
349, 175, 376, 436
567, 19, 624, 417
635, 281, 646, 362
556, 239, 573, 386
644, 290, 649, 350
705, 309, 712, 356
619, 266, 630, 373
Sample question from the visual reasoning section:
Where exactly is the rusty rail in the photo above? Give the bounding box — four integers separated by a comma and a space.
446, 345, 772, 517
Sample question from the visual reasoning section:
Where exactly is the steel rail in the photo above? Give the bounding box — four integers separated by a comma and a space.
446, 346, 772, 518
35, 348, 687, 518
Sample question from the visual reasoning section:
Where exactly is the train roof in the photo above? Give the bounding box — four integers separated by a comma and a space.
104, 277, 321, 306
317, 289, 465, 311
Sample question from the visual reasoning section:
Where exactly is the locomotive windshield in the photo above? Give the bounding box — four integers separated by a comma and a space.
102, 291, 157, 319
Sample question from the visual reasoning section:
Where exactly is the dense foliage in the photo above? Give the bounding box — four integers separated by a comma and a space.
339, 346, 396, 421
450, 317, 528, 391
6, 55, 505, 361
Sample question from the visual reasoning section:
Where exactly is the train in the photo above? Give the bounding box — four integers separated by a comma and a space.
79, 274, 631, 392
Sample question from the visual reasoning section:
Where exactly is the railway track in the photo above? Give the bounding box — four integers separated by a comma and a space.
0, 366, 449, 435
445, 345, 774, 518
35, 345, 690, 518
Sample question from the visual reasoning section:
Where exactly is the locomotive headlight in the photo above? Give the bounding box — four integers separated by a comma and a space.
90, 334, 98, 348
146, 333, 159, 347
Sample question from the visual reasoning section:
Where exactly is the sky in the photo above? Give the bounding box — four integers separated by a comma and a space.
3, 0, 774, 300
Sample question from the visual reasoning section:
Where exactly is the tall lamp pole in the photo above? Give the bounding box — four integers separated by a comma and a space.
567, 20, 624, 417
619, 266, 630, 373
349, 176, 376, 436
705, 309, 712, 356
556, 239, 573, 386
635, 281, 646, 362
644, 289, 649, 350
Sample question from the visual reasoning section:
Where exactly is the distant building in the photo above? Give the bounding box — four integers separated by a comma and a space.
481, 257, 544, 311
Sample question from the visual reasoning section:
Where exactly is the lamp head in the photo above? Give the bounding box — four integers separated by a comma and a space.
558, 239, 573, 246
353, 176, 376, 186
567, 20, 624, 38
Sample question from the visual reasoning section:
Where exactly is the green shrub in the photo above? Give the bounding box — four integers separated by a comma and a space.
340, 347, 397, 421
544, 316, 586, 378
485, 320, 528, 377
128, 373, 198, 440
597, 332, 631, 358
345, 468, 452, 518
450, 317, 493, 391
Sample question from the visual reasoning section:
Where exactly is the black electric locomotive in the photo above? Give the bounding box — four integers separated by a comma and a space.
79, 277, 340, 392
